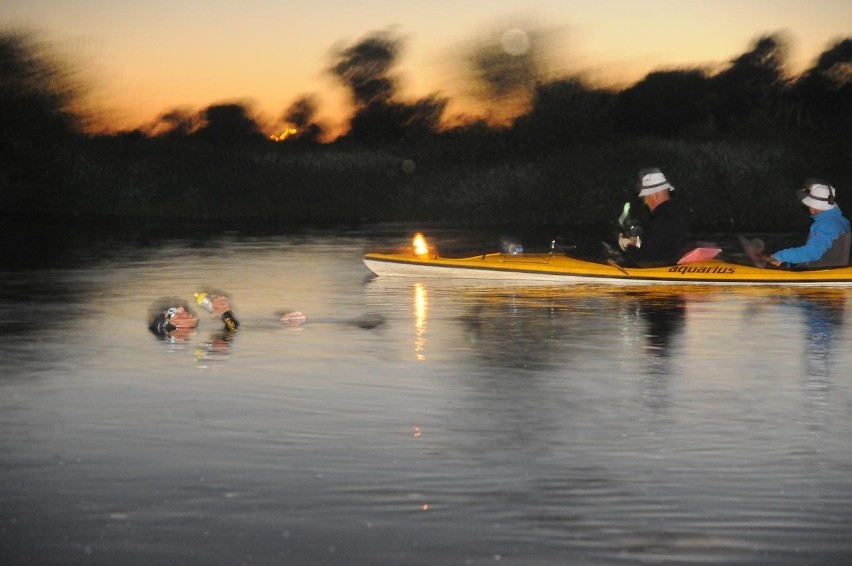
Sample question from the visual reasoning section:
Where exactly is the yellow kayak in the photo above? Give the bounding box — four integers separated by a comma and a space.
363, 234, 852, 287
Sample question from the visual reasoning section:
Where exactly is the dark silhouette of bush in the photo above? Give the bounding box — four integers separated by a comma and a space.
192, 102, 267, 146
328, 30, 401, 108
614, 70, 712, 137
0, 30, 82, 214
462, 28, 543, 100
454, 22, 562, 126
787, 38, 851, 135
3, 25, 851, 233
328, 30, 448, 147
149, 107, 200, 138
345, 96, 448, 146
513, 79, 616, 148
280, 95, 325, 145
709, 33, 790, 135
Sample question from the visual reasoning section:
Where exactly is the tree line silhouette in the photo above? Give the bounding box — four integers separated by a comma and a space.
0, 27, 849, 230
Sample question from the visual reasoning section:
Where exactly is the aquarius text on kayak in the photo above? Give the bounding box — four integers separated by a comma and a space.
668, 265, 736, 275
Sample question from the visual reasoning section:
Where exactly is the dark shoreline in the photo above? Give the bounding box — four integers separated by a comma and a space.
1, 214, 801, 273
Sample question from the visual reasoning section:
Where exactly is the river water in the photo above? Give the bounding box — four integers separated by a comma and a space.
2, 225, 851, 565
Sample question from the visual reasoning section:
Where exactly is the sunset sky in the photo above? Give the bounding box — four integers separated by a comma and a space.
4, 0, 851, 135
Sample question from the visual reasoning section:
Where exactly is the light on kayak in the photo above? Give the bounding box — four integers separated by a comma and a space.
412, 232, 429, 256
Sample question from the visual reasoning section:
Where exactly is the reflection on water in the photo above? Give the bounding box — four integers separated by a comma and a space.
798, 291, 846, 378
788, 291, 846, 430
2, 230, 852, 565
414, 283, 428, 361
194, 329, 238, 364
439, 286, 688, 375
635, 293, 686, 360
624, 292, 687, 409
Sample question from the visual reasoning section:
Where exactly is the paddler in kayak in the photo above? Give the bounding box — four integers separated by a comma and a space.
767, 180, 851, 268
617, 167, 691, 267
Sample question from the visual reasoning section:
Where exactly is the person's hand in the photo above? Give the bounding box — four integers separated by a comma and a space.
210, 295, 231, 316
280, 311, 306, 325
618, 234, 639, 251
767, 255, 782, 267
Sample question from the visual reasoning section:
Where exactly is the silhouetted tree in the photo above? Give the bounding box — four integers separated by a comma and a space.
193, 102, 266, 146
614, 70, 711, 136
514, 78, 616, 146
348, 95, 448, 145
328, 30, 402, 108
710, 33, 790, 134
810, 38, 852, 84
328, 30, 446, 145
788, 38, 852, 134
0, 30, 81, 213
281, 95, 325, 144
458, 23, 560, 124
150, 107, 199, 138
466, 35, 539, 98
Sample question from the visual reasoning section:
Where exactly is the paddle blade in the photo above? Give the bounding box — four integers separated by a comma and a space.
677, 247, 721, 264
738, 235, 767, 267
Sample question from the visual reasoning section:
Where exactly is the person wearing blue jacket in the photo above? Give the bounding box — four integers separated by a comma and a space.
769, 180, 851, 268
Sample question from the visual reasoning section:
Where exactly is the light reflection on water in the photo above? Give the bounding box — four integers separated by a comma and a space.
1, 231, 852, 565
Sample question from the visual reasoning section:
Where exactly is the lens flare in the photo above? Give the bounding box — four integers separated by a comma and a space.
414, 283, 428, 361
500, 28, 530, 56
412, 233, 429, 256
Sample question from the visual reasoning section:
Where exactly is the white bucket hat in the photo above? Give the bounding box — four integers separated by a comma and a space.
637, 167, 674, 196
798, 180, 837, 211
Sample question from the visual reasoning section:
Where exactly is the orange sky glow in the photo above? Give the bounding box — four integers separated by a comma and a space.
4, 0, 851, 137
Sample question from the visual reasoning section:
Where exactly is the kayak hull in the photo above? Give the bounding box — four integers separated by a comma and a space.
363, 251, 852, 287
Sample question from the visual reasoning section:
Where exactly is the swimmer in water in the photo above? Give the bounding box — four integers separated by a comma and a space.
149, 293, 240, 340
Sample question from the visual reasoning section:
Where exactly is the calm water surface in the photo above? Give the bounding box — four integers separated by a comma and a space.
2, 228, 851, 565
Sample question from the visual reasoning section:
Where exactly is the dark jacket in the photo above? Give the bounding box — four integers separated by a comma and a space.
624, 199, 690, 267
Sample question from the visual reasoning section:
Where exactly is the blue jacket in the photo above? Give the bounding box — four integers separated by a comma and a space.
773, 207, 851, 265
